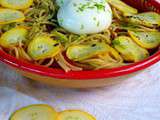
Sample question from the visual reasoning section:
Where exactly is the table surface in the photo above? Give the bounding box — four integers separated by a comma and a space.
0, 62, 160, 120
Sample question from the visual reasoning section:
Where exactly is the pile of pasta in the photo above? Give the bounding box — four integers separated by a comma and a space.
0, 0, 160, 72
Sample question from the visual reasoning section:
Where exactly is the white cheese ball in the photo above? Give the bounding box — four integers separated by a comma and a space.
57, 0, 112, 34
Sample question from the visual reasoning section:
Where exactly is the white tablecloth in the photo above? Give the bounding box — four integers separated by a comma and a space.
0, 62, 160, 120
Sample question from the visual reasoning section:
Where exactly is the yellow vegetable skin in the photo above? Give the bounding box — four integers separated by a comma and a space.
51, 31, 68, 43
106, 0, 138, 16
127, 12, 160, 27
106, 44, 123, 62
112, 36, 149, 62
128, 31, 160, 49
10, 104, 58, 120
0, 0, 33, 10
28, 36, 61, 60
0, 27, 28, 48
57, 110, 96, 120
66, 43, 109, 61
0, 8, 25, 24
79, 44, 123, 68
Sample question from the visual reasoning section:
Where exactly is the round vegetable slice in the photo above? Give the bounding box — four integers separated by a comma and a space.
0, 27, 28, 48
127, 12, 160, 27
0, 0, 33, 10
112, 36, 149, 62
10, 104, 58, 120
57, 110, 96, 120
28, 36, 61, 60
0, 8, 25, 24
106, 0, 138, 16
128, 31, 160, 49
66, 43, 109, 61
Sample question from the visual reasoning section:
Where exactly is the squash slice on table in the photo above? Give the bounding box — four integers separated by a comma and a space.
57, 110, 96, 120
10, 104, 58, 120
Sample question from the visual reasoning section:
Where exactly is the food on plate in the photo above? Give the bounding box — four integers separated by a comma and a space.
106, 0, 138, 16
66, 43, 110, 61
57, 0, 112, 34
126, 12, 160, 27
128, 31, 160, 49
9, 104, 96, 120
0, 0, 33, 10
28, 36, 61, 60
112, 36, 149, 62
0, 8, 25, 24
0, 0, 160, 72
0, 27, 28, 48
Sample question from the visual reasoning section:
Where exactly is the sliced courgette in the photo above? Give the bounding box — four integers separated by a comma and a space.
28, 36, 61, 60
57, 110, 96, 120
66, 43, 109, 61
112, 36, 149, 62
106, 0, 138, 16
0, 8, 25, 24
127, 12, 160, 27
128, 31, 160, 49
0, 0, 33, 10
10, 104, 58, 120
0, 27, 28, 48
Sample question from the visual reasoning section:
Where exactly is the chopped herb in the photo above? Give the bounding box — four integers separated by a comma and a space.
94, 3, 105, 11
75, 1, 106, 12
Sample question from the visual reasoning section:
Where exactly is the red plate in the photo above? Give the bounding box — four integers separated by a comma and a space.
0, 0, 160, 82
123, 0, 160, 13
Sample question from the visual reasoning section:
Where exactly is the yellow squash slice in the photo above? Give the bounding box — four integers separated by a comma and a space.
10, 104, 58, 120
0, 0, 33, 10
106, 0, 138, 16
28, 36, 61, 60
128, 31, 160, 49
80, 44, 123, 68
112, 36, 149, 62
127, 12, 160, 27
0, 8, 25, 24
66, 43, 109, 61
57, 110, 96, 120
0, 27, 28, 48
